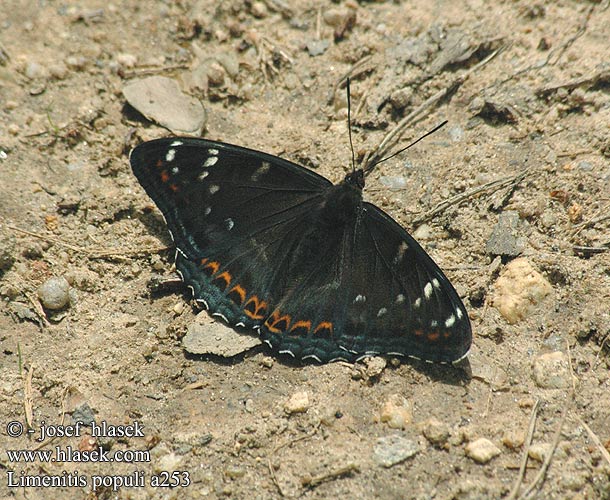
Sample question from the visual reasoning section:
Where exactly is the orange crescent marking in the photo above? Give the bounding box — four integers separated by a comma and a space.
155, 160, 163, 168
199, 258, 208, 266
169, 184, 179, 192
290, 320, 312, 333
427, 332, 440, 342
160, 170, 170, 183
213, 271, 232, 288
265, 310, 291, 334
443, 331, 451, 338
228, 284, 246, 305
414, 329, 424, 337
314, 321, 333, 335
204, 261, 220, 275
244, 295, 268, 320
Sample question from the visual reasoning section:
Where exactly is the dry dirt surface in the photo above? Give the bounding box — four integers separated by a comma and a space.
1, 1, 609, 499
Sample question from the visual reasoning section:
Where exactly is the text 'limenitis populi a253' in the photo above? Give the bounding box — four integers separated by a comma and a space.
130, 138, 472, 364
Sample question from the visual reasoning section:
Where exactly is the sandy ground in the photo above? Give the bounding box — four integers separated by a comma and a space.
1, 1, 609, 499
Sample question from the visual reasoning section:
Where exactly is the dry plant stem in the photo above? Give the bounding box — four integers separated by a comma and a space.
577, 417, 610, 467
23, 365, 34, 430
518, 343, 576, 499
488, 4, 594, 92
412, 168, 528, 226
507, 399, 540, 500
8, 224, 169, 259
364, 46, 504, 170
301, 462, 360, 488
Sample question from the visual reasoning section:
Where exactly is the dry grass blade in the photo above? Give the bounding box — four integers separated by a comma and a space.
507, 399, 540, 500
363, 46, 504, 170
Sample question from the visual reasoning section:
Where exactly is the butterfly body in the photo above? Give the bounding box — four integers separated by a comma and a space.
131, 137, 471, 364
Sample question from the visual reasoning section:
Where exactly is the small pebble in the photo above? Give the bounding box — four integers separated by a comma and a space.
528, 443, 552, 462
250, 1, 267, 18
0, 226, 16, 272
421, 418, 450, 446
379, 394, 412, 429
37, 276, 71, 310
284, 391, 310, 414
24, 62, 46, 80
154, 452, 183, 474
65, 55, 88, 71
465, 438, 501, 464
48, 62, 68, 80
364, 356, 386, 379
260, 356, 274, 368
225, 465, 246, 479
532, 351, 570, 389
491, 258, 553, 324
502, 429, 525, 450
116, 53, 137, 68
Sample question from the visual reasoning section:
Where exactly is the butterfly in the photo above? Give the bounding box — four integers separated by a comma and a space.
130, 137, 472, 364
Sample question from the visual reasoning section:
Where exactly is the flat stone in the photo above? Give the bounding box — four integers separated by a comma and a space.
486, 211, 527, 257
373, 435, 420, 467
123, 76, 206, 135
182, 312, 262, 357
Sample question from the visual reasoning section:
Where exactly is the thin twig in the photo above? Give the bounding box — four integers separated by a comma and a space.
577, 417, 610, 467
507, 399, 540, 500
8, 224, 169, 260
411, 168, 528, 225
518, 343, 576, 499
301, 462, 360, 488
364, 46, 504, 170
23, 365, 34, 431
488, 5, 594, 92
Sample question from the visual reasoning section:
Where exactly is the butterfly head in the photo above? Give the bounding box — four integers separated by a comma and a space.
345, 169, 365, 190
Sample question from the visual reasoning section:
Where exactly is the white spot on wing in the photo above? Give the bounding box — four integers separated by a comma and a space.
354, 294, 366, 304
195, 298, 209, 309
251, 161, 271, 181
203, 156, 218, 167
445, 314, 456, 327
414, 297, 422, 308
279, 349, 296, 358
431, 320, 438, 327
236, 322, 245, 327
204, 206, 211, 216
170, 140, 183, 147
395, 294, 405, 304
171, 166, 179, 174
207, 148, 219, 155
302, 354, 322, 362
225, 218, 234, 230
377, 307, 387, 317
456, 308, 464, 320
424, 282, 433, 299
394, 241, 409, 264
212, 312, 228, 322
432, 278, 440, 289
209, 184, 220, 194
166, 149, 176, 162
198, 171, 209, 181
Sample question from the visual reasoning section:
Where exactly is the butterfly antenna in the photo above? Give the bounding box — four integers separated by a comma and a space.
346, 77, 356, 173
364, 120, 448, 174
